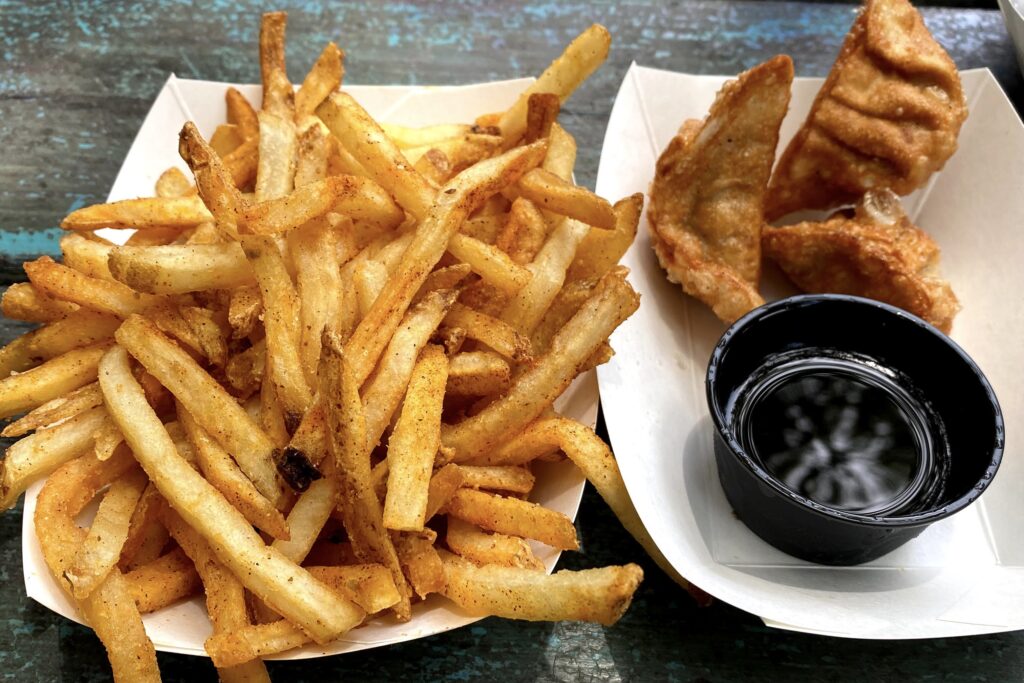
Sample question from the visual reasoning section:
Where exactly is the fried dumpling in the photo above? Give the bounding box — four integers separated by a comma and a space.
649, 55, 793, 323
766, 0, 967, 220
763, 189, 959, 332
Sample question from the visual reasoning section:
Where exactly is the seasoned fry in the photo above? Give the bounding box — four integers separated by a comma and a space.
441, 551, 642, 625
296, 41, 344, 119
0, 311, 118, 380
445, 488, 578, 550
448, 232, 532, 294
92, 416, 125, 462
446, 518, 544, 570
353, 258, 388, 320
443, 267, 639, 460
0, 341, 111, 420
100, 345, 363, 643
516, 169, 615, 230
179, 122, 245, 237
567, 193, 642, 283
2, 381, 103, 438
382, 122, 487, 149
445, 351, 511, 397
523, 92, 561, 144
498, 24, 611, 146
118, 482, 169, 571
289, 218, 343, 384
443, 302, 532, 362
108, 243, 254, 294
115, 315, 284, 505
125, 546, 202, 614
61, 232, 115, 281
210, 123, 245, 157
35, 450, 161, 682
25, 256, 161, 318
155, 166, 195, 198
457, 465, 535, 494
226, 86, 260, 141
496, 197, 548, 265
245, 175, 404, 234
227, 285, 262, 339
342, 141, 547, 385
294, 122, 331, 188
394, 531, 446, 599
1, 282, 79, 322
542, 122, 577, 182
383, 345, 448, 531
272, 473, 337, 563
61, 195, 211, 231
259, 11, 293, 118
256, 111, 298, 202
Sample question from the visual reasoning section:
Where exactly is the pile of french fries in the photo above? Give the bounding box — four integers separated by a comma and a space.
0, 12, 680, 681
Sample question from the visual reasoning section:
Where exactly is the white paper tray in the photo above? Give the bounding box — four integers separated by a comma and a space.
595, 63, 1024, 639
21, 75, 599, 659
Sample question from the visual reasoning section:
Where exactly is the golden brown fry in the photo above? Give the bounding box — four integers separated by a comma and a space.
649, 56, 792, 323
244, 175, 404, 234
460, 213, 507, 244
272, 472, 336, 562
440, 551, 642, 625
210, 123, 246, 158
256, 111, 299, 202
443, 267, 638, 461
413, 147, 452, 186
321, 331, 413, 620
223, 136, 260, 191
1, 381, 103, 438
108, 243, 254, 295
424, 462, 464, 522
542, 122, 577, 182
496, 197, 548, 265
498, 24, 610, 146
764, 189, 960, 332
343, 141, 547, 386
92, 416, 124, 462
179, 122, 246, 238
446, 517, 544, 570
118, 482, 169, 571
0, 310, 120, 379
259, 11, 294, 118
403, 134, 503, 173
226, 87, 260, 141
296, 41, 344, 119
25, 256, 161, 318
306, 564, 402, 613
115, 315, 284, 505
443, 303, 532, 362
383, 345, 448, 531
394, 531, 446, 599
448, 232, 532, 294
445, 351, 511, 397
382, 122, 491, 149
567, 193, 642, 283
124, 546, 202, 613
228, 285, 262, 340
294, 122, 331, 188
524, 92, 561, 144
100, 345, 363, 643
353, 258, 389, 320
515, 168, 615, 230
767, 0, 968, 219
155, 166, 195, 198
35, 451, 161, 682
445, 488, 578, 550
61, 232, 115, 281
289, 218, 343, 385
457, 465, 535, 494
317, 91, 437, 220
0, 341, 111, 420
241, 234, 313, 426
178, 403, 290, 540
61, 195, 211, 231
1, 282, 79, 323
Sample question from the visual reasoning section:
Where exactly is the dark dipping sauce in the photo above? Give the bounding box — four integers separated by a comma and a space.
727, 350, 950, 516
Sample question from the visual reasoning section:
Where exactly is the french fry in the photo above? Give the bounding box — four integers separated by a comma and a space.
342, 141, 547, 386
0, 341, 111, 419
178, 403, 290, 540
543, 122, 577, 182
271, 472, 337, 563
226, 86, 259, 141
382, 122, 489, 149
444, 303, 531, 362
125, 546, 202, 614
119, 482, 170, 571
115, 315, 284, 505
403, 133, 503, 172
245, 175, 404, 234
424, 462, 464, 521
440, 551, 642, 625
413, 148, 451, 186
92, 416, 125, 461
445, 351, 511, 397
361, 290, 456, 450
25, 256, 161, 318
160, 507, 271, 682
446, 517, 544, 570
414, 263, 473, 303
1, 282, 79, 322
444, 488, 578, 550
529, 277, 595, 356
227, 285, 262, 339
241, 234, 313, 427
289, 217, 343, 385
225, 338, 265, 396
35, 450, 160, 682
0, 310, 120, 379
210, 124, 245, 157
259, 11, 293, 118
155, 166, 195, 198
320, 331, 412, 620
61, 232, 115, 281
523, 92, 561, 144
294, 122, 331, 188
99, 345, 363, 643
499, 218, 589, 335
515, 168, 615, 230
443, 267, 639, 461
457, 465, 535, 494
353, 258, 388, 320
0, 405, 109, 511
567, 193, 643, 283
496, 197, 549, 265
1, 381, 103, 438
256, 111, 298, 202
307, 564, 402, 613
448, 232, 532, 294
394, 531, 446, 599
60, 195, 211, 231
317, 91, 436, 220
179, 122, 245, 238
108, 243, 254, 294
498, 24, 611, 147
460, 213, 507, 244
296, 41, 344, 119
383, 345, 448, 531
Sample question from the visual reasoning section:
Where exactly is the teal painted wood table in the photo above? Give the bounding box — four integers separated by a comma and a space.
2, 1, 1022, 680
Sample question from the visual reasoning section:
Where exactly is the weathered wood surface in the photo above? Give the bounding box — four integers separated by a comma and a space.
1, 1, 1022, 680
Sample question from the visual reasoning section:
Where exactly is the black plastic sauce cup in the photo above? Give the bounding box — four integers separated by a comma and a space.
705, 294, 1004, 565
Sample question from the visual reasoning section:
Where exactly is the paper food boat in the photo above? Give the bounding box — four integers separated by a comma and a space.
595, 63, 1024, 639
20, 75, 599, 659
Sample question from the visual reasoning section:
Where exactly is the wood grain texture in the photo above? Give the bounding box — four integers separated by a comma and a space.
2, 1, 1023, 681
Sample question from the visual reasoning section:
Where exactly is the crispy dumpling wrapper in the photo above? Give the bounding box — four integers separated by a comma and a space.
763, 189, 960, 332
766, 0, 968, 220
648, 55, 793, 323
